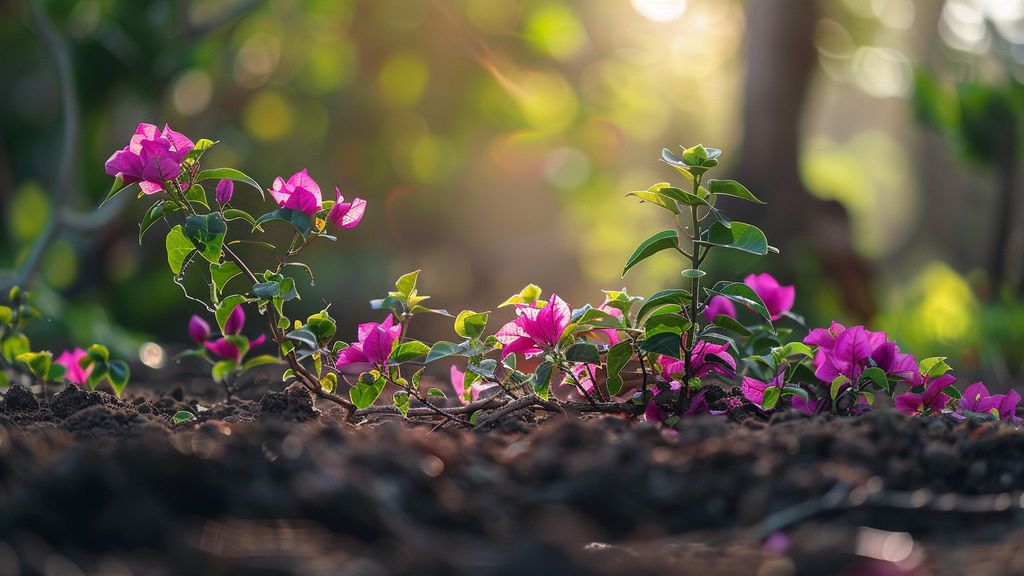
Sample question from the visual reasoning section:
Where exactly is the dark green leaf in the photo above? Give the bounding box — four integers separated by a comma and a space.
252, 281, 281, 299
622, 229, 679, 277
639, 332, 682, 359
223, 208, 261, 230
172, 410, 197, 424
107, 360, 130, 397
286, 328, 319, 349
256, 208, 313, 238
139, 200, 182, 243
700, 220, 769, 255
391, 340, 430, 363
533, 360, 553, 399
210, 262, 242, 296
454, 310, 490, 339
605, 340, 633, 396
185, 183, 209, 208
183, 212, 227, 264
195, 167, 264, 200
636, 289, 692, 323
762, 386, 781, 410
101, 175, 126, 207
706, 281, 774, 327
565, 342, 600, 364
707, 179, 764, 203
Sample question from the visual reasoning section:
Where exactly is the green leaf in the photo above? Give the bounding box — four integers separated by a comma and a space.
830, 375, 850, 400
428, 387, 447, 398
172, 411, 197, 424
107, 360, 130, 397
942, 385, 961, 400
454, 310, 490, 339
499, 284, 543, 308
860, 366, 890, 394
393, 391, 410, 417
622, 229, 679, 277
1, 333, 30, 363
426, 341, 481, 363
782, 385, 810, 404
210, 262, 242, 296
223, 208, 261, 230
762, 386, 781, 410
918, 356, 951, 378
350, 374, 386, 409
15, 351, 52, 381
0, 305, 11, 324
707, 179, 764, 204
256, 208, 313, 238
101, 174, 126, 207
252, 281, 281, 299
626, 182, 680, 214
658, 186, 706, 207
706, 282, 774, 327
859, 390, 876, 406
605, 340, 633, 396
711, 314, 752, 337
183, 212, 227, 264
183, 138, 216, 164
636, 289, 692, 324
575, 308, 622, 329
533, 360, 553, 399
639, 332, 682, 359
242, 355, 282, 371
185, 183, 209, 208
681, 268, 706, 279
165, 225, 195, 275
286, 328, 319, 349
195, 167, 264, 200
391, 340, 430, 363
320, 372, 338, 393
565, 342, 600, 364
700, 220, 769, 255
139, 200, 182, 243
395, 270, 420, 298
643, 313, 690, 337
212, 360, 237, 383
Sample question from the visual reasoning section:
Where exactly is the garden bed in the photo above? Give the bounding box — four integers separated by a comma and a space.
1, 383, 1023, 575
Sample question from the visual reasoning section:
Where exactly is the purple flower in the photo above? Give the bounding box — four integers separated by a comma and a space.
204, 334, 267, 362
703, 295, 737, 322
327, 188, 367, 229
335, 315, 402, 373
223, 306, 245, 335
269, 169, 323, 215
741, 373, 783, 408
659, 340, 737, 381
960, 382, 1021, 421
215, 179, 234, 204
644, 380, 681, 422
55, 348, 92, 386
894, 374, 954, 415
495, 294, 571, 360
188, 315, 211, 344
743, 273, 795, 321
804, 322, 915, 384
105, 123, 194, 195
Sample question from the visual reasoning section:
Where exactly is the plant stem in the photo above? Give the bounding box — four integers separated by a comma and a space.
223, 244, 357, 419
679, 175, 703, 413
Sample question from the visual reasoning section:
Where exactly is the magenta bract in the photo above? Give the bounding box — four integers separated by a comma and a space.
269, 169, 323, 215
743, 273, 794, 321
188, 315, 211, 344
335, 315, 402, 373
495, 294, 571, 360
224, 306, 245, 336
55, 348, 92, 386
894, 374, 955, 415
104, 123, 194, 194
328, 188, 367, 229
215, 179, 234, 204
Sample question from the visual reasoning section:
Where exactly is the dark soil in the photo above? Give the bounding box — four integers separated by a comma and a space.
1, 383, 1024, 575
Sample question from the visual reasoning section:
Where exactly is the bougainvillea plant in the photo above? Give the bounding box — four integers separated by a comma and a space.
0, 286, 130, 399
97, 130, 1016, 425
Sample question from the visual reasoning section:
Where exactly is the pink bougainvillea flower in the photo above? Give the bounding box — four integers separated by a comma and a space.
495, 294, 571, 360
660, 340, 737, 381
204, 334, 266, 362
743, 273, 795, 321
703, 295, 737, 322
894, 374, 955, 415
328, 188, 367, 229
269, 169, 323, 215
561, 363, 596, 395
223, 305, 246, 335
215, 179, 234, 204
451, 366, 498, 405
335, 315, 402, 373
188, 315, 211, 344
105, 123, 194, 194
804, 322, 916, 384
55, 348, 93, 386
960, 382, 1021, 421
741, 372, 784, 408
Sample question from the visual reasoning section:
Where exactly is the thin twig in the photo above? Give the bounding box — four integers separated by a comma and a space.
472, 394, 563, 430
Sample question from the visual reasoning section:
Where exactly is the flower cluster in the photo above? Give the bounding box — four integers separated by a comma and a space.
105, 123, 194, 194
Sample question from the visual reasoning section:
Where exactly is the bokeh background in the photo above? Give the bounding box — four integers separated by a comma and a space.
2, 0, 1024, 387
